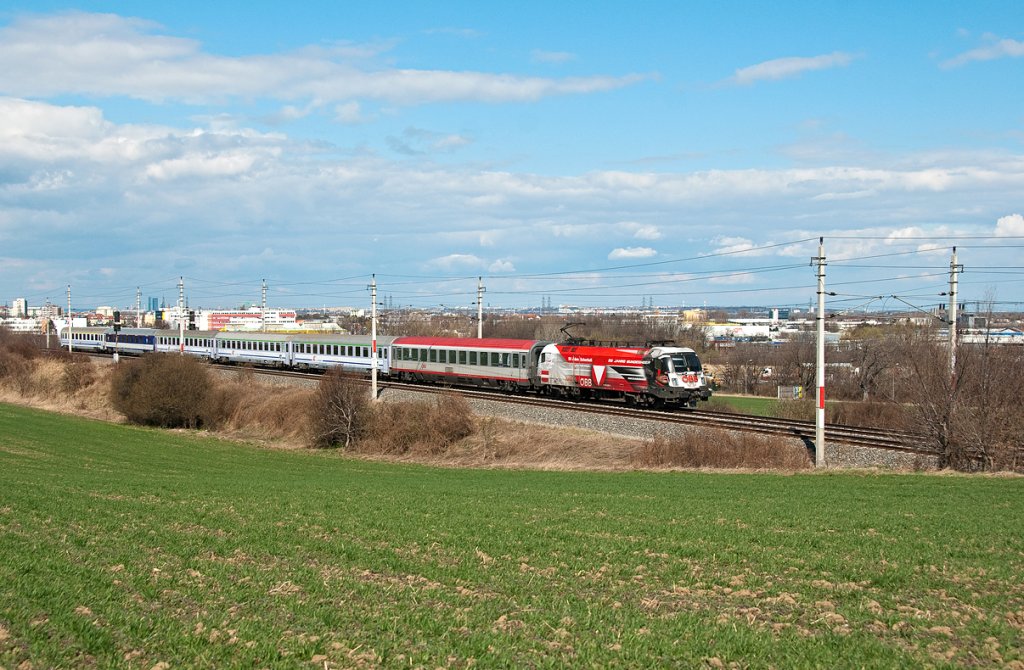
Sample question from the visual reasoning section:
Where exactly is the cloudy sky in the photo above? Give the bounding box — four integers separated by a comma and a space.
1, 2, 1023, 312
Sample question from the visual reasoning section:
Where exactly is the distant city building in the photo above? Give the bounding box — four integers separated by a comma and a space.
0, 318, 42, 333
147, 297, 159, 312
12, 298, 28, 318
197, 308, 298, 331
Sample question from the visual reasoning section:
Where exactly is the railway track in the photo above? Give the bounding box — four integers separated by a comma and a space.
75, 351, 934, 457
241, 365, 934, 457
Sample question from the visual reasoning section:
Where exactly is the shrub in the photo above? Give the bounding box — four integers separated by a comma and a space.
110, 353, 211, 428
309, 370, 371, 449
0, 349, 32, 394
360, 392, 476, 455
61, 355, 96, 394
0, 329, 43, 360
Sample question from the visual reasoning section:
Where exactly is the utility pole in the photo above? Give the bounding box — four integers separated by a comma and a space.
66, 284, 72, 353
370, 274, 379, 401
136, 287, 142, 328
261, 279, 267, 333
814, 237, 826, 468
476, 277, 485, 338
949, 247, 961, 384
178, 276, 185, 354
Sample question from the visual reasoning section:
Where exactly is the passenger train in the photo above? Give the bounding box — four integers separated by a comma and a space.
55, 324, 712, 409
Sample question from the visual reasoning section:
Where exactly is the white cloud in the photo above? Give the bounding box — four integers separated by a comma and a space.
551, 223, 600, 238
628, 223, 662, 240
428, 254, 484, 270
4, 96, 1024, 308
942, 36, 1024, 68
531, 50, 577, 64
729, 51, 857, 85
387, 127, 472, 155
488, 259, 516, 272
995, 213, 1024, 236
334, 102, 367, 124
0, 12, 646, 106
707, 236, 776, 257
144, 151, 259, 180
608, 247, 656, 260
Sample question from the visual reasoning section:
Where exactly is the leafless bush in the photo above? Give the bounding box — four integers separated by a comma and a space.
309, 370, 371, 449
61, 355, 96, 394
0, 349, 31, 390
0, 329, 44, 360
359, 392, 475, 455
110, 353, 211, 428
632, 431, 811, 470
828, 400, 909, 431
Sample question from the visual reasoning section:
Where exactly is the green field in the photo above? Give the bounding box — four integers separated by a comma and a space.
1, 403, 1021, 668
707, 393, 781, 416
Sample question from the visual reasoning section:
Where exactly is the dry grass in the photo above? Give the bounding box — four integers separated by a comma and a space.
356, 392, 475, 456
430, 418, 641, 470
632, 431, 812, 470
205, 380, 313, 445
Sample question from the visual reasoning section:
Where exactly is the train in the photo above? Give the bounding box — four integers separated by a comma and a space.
54, 323, 712, 409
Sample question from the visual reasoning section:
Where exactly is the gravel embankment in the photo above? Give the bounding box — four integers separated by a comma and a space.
380, 386, 933, 470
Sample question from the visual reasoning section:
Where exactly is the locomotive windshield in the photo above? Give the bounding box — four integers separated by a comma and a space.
668, 351, 702, 373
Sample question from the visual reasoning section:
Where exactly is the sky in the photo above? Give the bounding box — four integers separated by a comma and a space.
1, 1, 1023, 313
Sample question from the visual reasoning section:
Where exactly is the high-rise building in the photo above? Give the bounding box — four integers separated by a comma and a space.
12, 298, 28, 318
148, 297, 159, 312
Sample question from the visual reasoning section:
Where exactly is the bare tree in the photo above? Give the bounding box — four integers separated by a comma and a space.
309, 370, 371, 449
892, 325, 1024, 471
837, 326, 898, 401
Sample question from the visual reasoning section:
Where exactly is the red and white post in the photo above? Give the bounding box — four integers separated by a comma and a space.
815, 237, 826, 467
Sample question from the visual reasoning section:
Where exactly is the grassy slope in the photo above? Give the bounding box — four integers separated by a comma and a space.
1, 403, 1021, 669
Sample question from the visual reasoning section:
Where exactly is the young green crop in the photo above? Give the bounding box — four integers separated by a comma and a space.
1, 403, 1021, 668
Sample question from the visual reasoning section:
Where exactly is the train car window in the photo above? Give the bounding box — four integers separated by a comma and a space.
459, 350, 467, 365
438, 350, 446, 364
469, 351, 478, 365
430, 349, 438, 363
512, 353, 520, 368
419, 348, 427, 362
501, 353, 510, 367
490, 352, 500, 367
